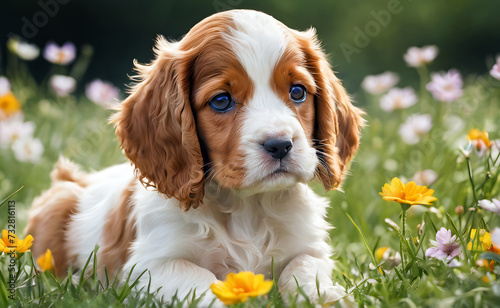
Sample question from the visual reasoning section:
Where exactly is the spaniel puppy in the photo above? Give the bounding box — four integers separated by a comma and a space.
26, 9, 363, 306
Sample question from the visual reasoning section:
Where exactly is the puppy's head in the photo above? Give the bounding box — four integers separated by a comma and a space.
112, 10, 364, 210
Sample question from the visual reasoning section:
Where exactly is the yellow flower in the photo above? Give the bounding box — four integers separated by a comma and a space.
379, 177, 437, 206
0, 229, 34, 257
210, 271, 273, 305
482, 273, 496, 283
467, 129, 491, 148
0, 92, 21, 117
469, 229, 500, 273
37, 249, 55, 273
467, 229, 493, 251
375, 247, 389, 263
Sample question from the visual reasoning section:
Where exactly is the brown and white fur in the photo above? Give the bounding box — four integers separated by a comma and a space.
26, 9, 364, 306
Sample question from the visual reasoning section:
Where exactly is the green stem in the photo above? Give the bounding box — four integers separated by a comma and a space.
402, 210, 407, 243
400, 203, 410, 270
492, 151, 500, 166
70, 44, 94, 84
402, 210, 407, 269
466, 156, 478, 206
478, 152, 492, 199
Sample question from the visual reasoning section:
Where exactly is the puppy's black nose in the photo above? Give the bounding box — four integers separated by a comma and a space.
263, 138, 293, 160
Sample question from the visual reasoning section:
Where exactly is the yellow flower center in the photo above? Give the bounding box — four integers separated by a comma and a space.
393, 97, 403, 109
24, 143, 33, 155
0, 92, 21, 116
443, 83, 454, 91
57, 51, 67, 63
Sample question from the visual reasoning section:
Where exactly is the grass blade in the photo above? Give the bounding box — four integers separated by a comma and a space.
345, 211, 377, 266
446, 213, 469, 259
0, 186, 23, 208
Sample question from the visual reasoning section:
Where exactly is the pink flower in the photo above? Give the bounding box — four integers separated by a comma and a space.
425, 228, 461, 263
426, 69, 463, 102
49, 75, 76, 97
412, 169, 438, 186
0, 76, 10, 96
490, 57, 500, 80
479, 198, 500, 215
44, 42, 76, 65
404, 45, 438, 67
398, 114, 432, 144
379, 87, 417, 112
361, 72, 399, 95
85, 79, 120, 108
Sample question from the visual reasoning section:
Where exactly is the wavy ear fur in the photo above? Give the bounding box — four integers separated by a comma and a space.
295, 29, 365, 190
111, 37, 204, 210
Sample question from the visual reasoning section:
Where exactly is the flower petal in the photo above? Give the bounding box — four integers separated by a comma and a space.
479, 199, 500, 215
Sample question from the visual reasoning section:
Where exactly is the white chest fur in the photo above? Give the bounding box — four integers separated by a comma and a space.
128, 181, 333, 280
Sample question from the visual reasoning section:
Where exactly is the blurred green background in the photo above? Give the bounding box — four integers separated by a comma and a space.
2, 0, 500, 96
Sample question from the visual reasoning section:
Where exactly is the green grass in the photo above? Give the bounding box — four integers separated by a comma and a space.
2, 53, 500, 307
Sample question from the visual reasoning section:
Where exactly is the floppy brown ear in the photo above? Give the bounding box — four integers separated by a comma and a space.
111, 37, 204, 210
296, 29, 365, 190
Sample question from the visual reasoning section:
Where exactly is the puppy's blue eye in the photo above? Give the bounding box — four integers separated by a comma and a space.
289, 85, 307, 103
208, 93, 235, 112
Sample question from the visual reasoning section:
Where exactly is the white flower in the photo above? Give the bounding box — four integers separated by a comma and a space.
361, 72, 399, 95
412, 169, 438, 186
49, 75, 76, 97
492, 140, 500, 164
418, 221, 425, 236
44, 42, 76, 65
426, 69, 463, 102
491, 227, 500, 248
366, 279, 378, 284
478, 198, 500, 215
459, 142, 473, 159
0, 76, 10, 96
398, 114, 432, 144
8, 38, 40, 61
448, 259, 463, 268
379, 87, 417, 112
384, 218, 400, 232
0, 114, 35, 148
490, 57, 500, 80
428, 207, 441, 217
85, 79, 120, 108
11, 137, 44, 163
404, 45, 438, 67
